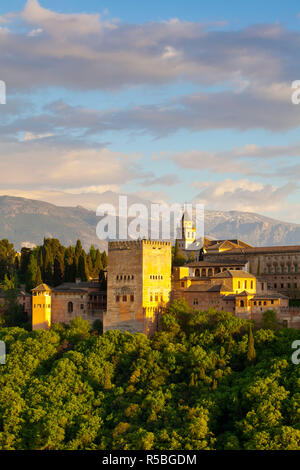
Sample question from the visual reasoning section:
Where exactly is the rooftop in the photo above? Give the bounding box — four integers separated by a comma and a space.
213, 270, 256, 279
31, 283, 52, 292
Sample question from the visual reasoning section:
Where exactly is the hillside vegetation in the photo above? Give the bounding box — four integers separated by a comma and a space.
0, 301, 299, 450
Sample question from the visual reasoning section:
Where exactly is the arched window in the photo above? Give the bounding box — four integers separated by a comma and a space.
68, 302, 73, 313
240, 300, 244, 307
195, 269, 200, 277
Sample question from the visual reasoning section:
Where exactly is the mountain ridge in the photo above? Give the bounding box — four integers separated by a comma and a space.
0, 195, 299, 250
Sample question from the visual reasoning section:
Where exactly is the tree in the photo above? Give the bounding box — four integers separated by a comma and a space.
172, 239, 187, 267
78, 252, 89, 282
0, 240, 15, 281
53, 253, 64, 287
75, 240, 83, 258
25, 254, 38, 292
101, 251, 108, 269
1, 275, 28, 327
89, 245, 97, 266
64, 247, 76, 283
36, 267, 42, 286
87, 254, 93, 277
247, 325, 256, 363
93, 250, 103, 277
19, 247, 31, 283
43, 246, 53, 285
261, 310, 279, 330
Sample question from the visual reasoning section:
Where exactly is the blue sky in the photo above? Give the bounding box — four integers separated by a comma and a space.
0, 0, 300, 223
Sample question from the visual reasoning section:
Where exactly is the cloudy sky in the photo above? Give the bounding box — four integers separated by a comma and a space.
0, 0, 300, 222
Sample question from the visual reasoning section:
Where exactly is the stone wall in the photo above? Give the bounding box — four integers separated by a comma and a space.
105, 240, 172, 335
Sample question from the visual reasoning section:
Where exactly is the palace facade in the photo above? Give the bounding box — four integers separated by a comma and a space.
14, 230, 300, 333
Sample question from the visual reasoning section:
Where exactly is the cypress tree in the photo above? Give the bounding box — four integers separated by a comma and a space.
94, 250, 103, 277
87, 253, 93, 277
44, 246, 53, 285
64, 247, 76, 282
89, 245, 97, 266
35, 267, 42, 286
25, 254, 38, 291
75, 240, 83, 258
37, 247, 44, 273
19, 247, 31, 283
53, 253, 64, 286
101, 251, 108, 269
247, 325, 256, 363
78, 251, 89, 282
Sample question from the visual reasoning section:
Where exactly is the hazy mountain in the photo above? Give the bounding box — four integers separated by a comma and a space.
204, 210, 300, 246
0, 195, 299, 250
0, 196, 105, 251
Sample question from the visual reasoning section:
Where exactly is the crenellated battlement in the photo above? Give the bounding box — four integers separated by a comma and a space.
108, 239, 172, 251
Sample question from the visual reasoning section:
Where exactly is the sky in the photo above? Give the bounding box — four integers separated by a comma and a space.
0, 0, 300, 223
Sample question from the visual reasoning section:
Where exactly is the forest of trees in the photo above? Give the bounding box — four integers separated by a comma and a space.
0, 238, 107, 292
0, 300, 299, 450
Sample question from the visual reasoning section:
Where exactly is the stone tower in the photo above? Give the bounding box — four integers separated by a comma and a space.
32, 283, 52, 330
105, 240, 172, 335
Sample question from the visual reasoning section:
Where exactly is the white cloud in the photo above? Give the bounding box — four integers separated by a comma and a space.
0, 139, 145, 188
192, 178, 297, 214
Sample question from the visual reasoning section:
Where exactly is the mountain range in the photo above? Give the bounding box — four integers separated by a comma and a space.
0, 194, 299, 250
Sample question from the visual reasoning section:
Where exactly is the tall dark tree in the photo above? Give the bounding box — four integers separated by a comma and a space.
0, 239, 15, 282
93, 250, 103, 277
89, 245, 97, 266
247, 325, 256, 363
64, 247, 76, 282
36, 267, 42, 286
19, 247, 31, 283
75, 240, 83, 258
25, 253, 38, 292
78, 251, 89, 282
101, 251, 108, 269
87, 253, 93, 277
53, 253, 64, 287
43, 246, 53, 285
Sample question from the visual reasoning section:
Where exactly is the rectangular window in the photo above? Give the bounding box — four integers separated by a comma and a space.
123, 295, 127, 302
130, 295, 134, 302
116, 295, 120, 302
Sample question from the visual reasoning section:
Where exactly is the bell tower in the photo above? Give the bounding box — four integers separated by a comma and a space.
179, 212, 196, 251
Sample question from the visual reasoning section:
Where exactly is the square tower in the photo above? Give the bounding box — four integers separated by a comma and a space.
105, 240, 172, 335
32, 283, 52, 330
